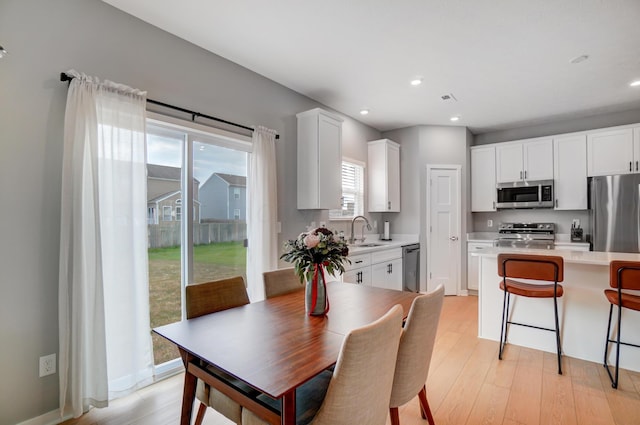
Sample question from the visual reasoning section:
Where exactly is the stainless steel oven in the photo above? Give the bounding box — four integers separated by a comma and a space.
496, 180, 554, 209
496, 222, 555, 250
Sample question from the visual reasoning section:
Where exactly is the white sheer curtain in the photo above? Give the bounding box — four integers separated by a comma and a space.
58, 70, 153, 418
247, 126, 278, 301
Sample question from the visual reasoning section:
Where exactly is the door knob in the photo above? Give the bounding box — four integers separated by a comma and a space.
449, 236, 459, 241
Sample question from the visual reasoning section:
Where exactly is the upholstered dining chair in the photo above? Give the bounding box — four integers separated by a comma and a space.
241, 304, 405, 425
186, 276, 250, 425
389, 285, 445, 425
263, 267, 304, 299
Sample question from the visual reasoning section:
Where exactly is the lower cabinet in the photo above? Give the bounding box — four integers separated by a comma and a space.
467, 241, 495, 291
343, 248, 403, 290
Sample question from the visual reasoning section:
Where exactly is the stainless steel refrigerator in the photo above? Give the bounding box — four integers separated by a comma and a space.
590, 174, 640, 253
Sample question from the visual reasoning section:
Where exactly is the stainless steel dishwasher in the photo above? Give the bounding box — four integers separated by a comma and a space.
402, 243, 420, 292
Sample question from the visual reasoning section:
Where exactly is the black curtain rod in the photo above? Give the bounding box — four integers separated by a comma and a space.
60, 72, 279, 139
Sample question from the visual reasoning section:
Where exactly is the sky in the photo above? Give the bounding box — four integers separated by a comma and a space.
146, 133, 247, 184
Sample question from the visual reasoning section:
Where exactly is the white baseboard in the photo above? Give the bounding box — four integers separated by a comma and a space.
16, 410, 71, 425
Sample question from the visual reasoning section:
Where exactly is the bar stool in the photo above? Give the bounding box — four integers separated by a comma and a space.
497, 253, 564, 374
604, 261, 640, 389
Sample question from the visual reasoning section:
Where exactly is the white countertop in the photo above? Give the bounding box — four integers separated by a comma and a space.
466, 233, 590, 250
347, 236, 418, 255
471, 246, 640, 266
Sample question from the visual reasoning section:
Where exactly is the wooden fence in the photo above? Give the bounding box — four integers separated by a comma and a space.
148, 221, 247, 248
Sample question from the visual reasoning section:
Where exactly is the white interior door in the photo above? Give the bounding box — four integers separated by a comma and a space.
427, 166, 461, 295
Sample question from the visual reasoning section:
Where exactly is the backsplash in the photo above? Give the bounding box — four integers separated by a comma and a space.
472, 210, 591, 235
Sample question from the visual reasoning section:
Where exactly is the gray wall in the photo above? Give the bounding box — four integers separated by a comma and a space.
382, 125, 472, 292
474, 108, 640, 145
0, 1, 381, 423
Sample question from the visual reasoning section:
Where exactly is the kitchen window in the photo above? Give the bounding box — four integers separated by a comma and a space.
162, 206, 172, 221
330, 159, 364, 220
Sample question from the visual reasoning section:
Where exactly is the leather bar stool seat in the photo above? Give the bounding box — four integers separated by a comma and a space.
500, 279, 564, 298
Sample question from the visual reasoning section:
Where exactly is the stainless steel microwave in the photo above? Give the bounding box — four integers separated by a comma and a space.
496, 180, 554, 209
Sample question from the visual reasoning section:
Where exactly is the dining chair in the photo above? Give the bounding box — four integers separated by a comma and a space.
241, 304, 404, 425
603, 261, 640, 389
497, 253, 565, 374
389, 285, 445, 425
263, 267, 304, 299
186, 276, 250, 425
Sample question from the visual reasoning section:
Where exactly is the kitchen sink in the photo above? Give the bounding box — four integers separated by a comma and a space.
353, 243, 384, 247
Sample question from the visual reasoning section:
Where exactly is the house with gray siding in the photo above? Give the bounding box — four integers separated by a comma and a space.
147, 164, 200, 223
199, 173, 247, 221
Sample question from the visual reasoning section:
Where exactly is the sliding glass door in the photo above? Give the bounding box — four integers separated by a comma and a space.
146, 120, 249, 367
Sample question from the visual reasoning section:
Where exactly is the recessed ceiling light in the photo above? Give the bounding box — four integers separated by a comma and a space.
570, 54, 589, 64
0, 45, 7, 58
450, 116, 460, 122
631, 80, 640, 87
360, 109, 369, 115
410, 78, 423, 86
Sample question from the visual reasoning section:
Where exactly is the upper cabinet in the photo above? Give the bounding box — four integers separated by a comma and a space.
296, 108, 343, 209
587, 128, 636, 176
554, 134, 587, 210
496, 138, 553, 183
368, 139, 400, 212
470, 146, 496, 212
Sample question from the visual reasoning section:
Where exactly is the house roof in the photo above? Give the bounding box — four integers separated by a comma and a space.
147, 164, 200, 184
148, 190, 201, 205
213, 173, 246, 187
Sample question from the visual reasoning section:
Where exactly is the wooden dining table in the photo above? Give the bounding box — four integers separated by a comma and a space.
153, 281, 420, 425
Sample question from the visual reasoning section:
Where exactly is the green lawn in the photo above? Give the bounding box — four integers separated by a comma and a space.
149, 241, 247, 365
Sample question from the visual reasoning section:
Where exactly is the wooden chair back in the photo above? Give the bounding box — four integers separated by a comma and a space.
186, 276, 250, 319
263, 267, 304, 299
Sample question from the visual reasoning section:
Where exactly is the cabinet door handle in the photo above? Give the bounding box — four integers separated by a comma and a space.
493, 201, 496, 210
524, 170, 527, 179
355, 260, 363, 264
357, 271, 362, 284
388, 201, 391, 210
555, 199, 558, 208
630, 161, 633, 172
389, 263, 393, 273
449, 236, 459, 241
636, 161, 638, 171
520, 171, 523, 179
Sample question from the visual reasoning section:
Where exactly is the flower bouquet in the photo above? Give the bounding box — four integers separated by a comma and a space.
280, 227, 350, 316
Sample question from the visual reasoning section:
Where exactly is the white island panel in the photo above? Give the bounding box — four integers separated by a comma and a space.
475, 247, 640, 372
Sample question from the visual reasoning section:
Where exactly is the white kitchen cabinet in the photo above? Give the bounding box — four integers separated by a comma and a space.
370, 248, 403, 290
343, 266, 372, 286
467, 241, 494, 291
342, 253, 372, 286
470, 146, 497, 212
554, 242, 590, 251
296, 108, 343, 209
342, 247, 403, 290
496, 138, 553, 183
587, 127, 635, 176
368, 139, 400, 212
553, 134, 587, 210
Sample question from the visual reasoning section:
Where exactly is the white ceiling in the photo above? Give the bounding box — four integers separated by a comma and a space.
103, 0, 640, 134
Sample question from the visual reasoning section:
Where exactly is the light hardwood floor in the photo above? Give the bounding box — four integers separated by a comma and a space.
62, 295, 640, 425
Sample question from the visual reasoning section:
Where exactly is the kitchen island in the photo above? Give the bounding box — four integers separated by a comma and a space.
473, 247, 640, 372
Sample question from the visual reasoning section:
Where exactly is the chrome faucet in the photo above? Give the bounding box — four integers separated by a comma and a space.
349, 215, 372, 244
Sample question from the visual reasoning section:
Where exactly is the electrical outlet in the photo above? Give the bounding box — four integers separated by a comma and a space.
487, 219, 493, 228
39, 353, 56, 377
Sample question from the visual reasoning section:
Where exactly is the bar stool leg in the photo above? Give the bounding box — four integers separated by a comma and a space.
614, 304, 622, 389
603, 304, 614, 386
499, 289, 509, 360
553, 294, 562, 375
